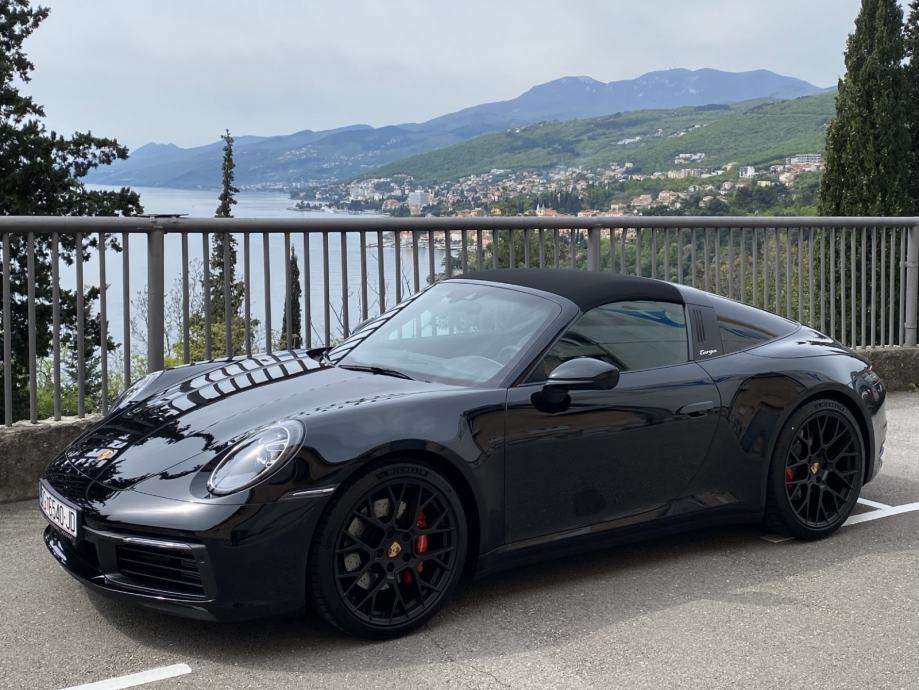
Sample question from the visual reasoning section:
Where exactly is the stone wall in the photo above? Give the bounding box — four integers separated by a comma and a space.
0, 416, 98, 503
858, 347, 919, 391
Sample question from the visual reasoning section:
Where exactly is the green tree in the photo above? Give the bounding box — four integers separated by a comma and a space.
211, 129, 242, 324
0, 1, 142, 421
215, 129, 238, 218
206, 231, 245, 342
470, 230, 576, 273
199, 129, 248, 356
906, 0, 919, 208
278, 249, 303, 349
818, 0, 913, 215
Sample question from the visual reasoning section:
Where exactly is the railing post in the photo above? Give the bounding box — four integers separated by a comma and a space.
587, 227, 601, 272
147, 228, 165, 372
905, 223, 919, 347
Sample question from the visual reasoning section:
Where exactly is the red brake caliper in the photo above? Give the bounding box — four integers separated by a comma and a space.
402, 510, 428, 585
785, 467, 795, 483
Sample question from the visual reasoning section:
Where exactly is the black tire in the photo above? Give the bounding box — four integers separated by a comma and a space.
764, 399, 865, 539
308, 460, 468, 639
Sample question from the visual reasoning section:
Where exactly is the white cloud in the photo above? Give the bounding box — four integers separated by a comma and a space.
23, 0, 874, 149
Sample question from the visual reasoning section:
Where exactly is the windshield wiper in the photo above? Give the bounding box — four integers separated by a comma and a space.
339, 364, 414, 380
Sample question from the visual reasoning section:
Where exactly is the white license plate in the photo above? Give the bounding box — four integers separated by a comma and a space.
39, 482, 79, 539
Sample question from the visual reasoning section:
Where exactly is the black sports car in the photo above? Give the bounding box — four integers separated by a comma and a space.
40, 269, 887, 638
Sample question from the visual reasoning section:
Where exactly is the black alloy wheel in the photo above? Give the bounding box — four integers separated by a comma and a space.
766, 399, 865, 539
309, 461, 467, 638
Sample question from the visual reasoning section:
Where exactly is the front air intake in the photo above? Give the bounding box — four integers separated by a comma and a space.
116, 543, 205, 597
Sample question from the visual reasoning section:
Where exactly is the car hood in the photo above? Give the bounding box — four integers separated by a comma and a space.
59, 351, 456, 492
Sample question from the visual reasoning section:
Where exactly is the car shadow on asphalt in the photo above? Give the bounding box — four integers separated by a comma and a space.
86, 475, 919, 676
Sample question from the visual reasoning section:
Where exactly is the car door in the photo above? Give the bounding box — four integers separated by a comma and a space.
503, 299, 720, 543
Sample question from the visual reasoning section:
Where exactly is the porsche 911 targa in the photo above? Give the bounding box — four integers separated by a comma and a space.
40, 269, 886, 638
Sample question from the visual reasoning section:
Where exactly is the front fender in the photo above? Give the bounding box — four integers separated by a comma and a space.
302, 388, 508, 552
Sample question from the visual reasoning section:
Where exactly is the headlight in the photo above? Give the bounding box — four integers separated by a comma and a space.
111, 372, 161, 411
207, 420, 304, 495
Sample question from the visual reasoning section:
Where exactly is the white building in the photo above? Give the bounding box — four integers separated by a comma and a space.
407, 190, 432, 215
348, 183, 370, 201
785, 154, 823, 165
674, 152, 706, 164
738, 166, 756, 179
348, 181, 382, 202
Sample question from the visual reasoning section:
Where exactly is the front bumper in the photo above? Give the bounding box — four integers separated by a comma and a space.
42, 487, 330, 622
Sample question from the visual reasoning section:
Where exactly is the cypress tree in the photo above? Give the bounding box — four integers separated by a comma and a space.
906, 0, 919, 211
208, 130, 245, 354
279, 249, 303, 349
215, 129, 238, 218
206, 230, 245, 343
819, 0, 912, 215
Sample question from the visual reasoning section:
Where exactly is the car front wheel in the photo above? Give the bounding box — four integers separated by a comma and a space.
308, 460, 467, 638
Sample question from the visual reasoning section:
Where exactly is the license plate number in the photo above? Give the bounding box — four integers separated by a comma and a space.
39, 482, 79, 539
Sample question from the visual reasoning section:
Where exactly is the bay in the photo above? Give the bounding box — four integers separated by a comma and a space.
76, 186, 445, 362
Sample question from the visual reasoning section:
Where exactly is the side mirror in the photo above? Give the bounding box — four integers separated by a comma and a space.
544, 357, 620, 393
305, 346, 331, 362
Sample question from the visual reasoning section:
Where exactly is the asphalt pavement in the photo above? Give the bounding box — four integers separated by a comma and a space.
2, 393, 918, 690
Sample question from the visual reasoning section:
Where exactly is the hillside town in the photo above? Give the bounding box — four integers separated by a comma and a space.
291, 153, 824, 217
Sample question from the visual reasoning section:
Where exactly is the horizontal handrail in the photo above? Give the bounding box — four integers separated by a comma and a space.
1, 215, 919, 233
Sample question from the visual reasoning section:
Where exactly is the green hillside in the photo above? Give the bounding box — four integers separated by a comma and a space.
370, 92, 835, 184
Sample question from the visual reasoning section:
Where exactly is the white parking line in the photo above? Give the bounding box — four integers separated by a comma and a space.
856, 497, 892, 510
761, 499, 919, 542
843, 501, 919, 526
60, 664, 191, 690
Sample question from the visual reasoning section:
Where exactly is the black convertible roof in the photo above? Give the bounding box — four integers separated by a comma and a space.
457, 269, 683, 311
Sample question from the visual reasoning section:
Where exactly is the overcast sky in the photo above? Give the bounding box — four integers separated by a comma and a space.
22, 0, 887, 150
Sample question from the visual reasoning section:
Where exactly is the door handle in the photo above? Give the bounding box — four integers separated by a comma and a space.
677, 401, 714, 417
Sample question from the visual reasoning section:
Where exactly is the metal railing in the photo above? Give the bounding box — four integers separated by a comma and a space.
1, 215, 918, 425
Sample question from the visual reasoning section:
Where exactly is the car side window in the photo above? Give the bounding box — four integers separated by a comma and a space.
706, 294, 798, 354
532, 300, 689, 380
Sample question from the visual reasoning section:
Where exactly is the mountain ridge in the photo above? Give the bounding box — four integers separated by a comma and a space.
371, 92, 836, 185
86, 68, 824, 189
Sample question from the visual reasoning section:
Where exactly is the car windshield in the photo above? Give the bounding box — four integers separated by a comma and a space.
335, 281, 561, 386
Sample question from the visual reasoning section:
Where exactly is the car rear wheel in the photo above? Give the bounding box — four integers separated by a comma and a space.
308, 460, 467, 639
765, 399, 865, 539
